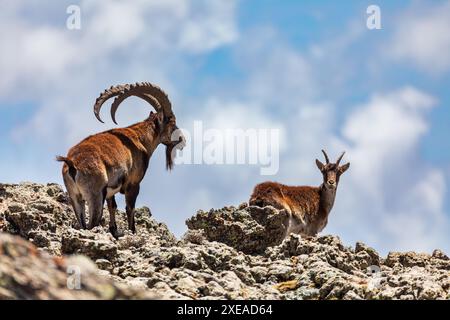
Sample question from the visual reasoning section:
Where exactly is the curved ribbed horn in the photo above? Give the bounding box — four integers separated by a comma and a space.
93, 84, 130, 123
93, 82, 173, 124
336, 151, 345, 166
321, 149, 330, 164
110, 91, 162, 125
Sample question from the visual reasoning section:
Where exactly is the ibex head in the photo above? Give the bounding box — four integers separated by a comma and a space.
93, 82, 185, 171
315, 150, 350, 190
158, 111, 185, 171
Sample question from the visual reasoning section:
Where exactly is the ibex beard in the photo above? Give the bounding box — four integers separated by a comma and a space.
57, 82, 185, 238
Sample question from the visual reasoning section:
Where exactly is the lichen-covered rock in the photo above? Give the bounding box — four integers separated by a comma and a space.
186, 204, 289, 254
61, 228, 118, 260
0, 182, 449, 300
0, 233, 155, 299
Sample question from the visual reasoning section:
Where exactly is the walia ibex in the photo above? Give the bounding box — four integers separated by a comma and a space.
249, 150, 350, 238
57, 82, 185, 238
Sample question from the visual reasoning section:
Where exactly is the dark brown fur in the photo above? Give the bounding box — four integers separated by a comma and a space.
57, 83, 184, 238
64, 117, 159, 187
250, 182, 320, 215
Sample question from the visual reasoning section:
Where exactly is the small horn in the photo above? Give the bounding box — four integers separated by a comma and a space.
336, 151, 346, 166
321, 149, 330, 164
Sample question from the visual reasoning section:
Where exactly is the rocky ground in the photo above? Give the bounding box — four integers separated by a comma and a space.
0, 182, 449, 300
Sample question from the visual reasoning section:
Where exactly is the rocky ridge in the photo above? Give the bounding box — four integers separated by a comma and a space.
0, 182, 449, 300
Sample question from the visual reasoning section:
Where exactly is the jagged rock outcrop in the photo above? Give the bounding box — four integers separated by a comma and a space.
0, 182, 449, 300
186, 204, 289, 254
0, 233, 155, 299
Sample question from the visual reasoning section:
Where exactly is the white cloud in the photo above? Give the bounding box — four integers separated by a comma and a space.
1, 1, 449, 256
0, 0, 240, 151
342, 87, 435, 197
280, 102, 338, 185
177, 0, 238, 52
410, 169, 446, 216
0, 0, 239, 99
88, 1, 146, 48
0, 23, 76, 97
236, 29, 318, 108
382, 169, 447, 252
333, 87, 449, 254
172, 30, 449, 254
389, 1, 450, 74
178, 99, 287, 180
0, 0, 242, 240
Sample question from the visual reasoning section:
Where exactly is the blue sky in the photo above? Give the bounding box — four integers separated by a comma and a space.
1, 0, 449, 255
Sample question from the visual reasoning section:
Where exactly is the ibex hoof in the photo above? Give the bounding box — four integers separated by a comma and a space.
109, 226, 124, 239
76, 219, 87, 230
78, 223, 87, 230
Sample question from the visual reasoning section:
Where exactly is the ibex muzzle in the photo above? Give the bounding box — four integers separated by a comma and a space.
57, 82, 185, 238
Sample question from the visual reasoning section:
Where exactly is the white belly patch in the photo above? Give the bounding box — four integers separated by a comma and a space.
106, 185, 122, 198
285, 212, 307, 238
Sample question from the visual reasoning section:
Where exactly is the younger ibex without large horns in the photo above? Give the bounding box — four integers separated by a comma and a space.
57, 82, 185, 238
249, 150, 350, 238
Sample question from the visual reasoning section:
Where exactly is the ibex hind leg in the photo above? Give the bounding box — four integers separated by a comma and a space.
69, 194, 86, 229
125, 185, 140, 234
107, 196, 123, 239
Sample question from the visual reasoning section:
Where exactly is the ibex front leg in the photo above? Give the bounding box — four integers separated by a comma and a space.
69, 194, 87, 230
125, 185, 139, 234
87, 192, 105, 229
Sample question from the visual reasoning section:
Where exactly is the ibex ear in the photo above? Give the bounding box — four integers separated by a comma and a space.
338, 163, 350, 175
154, 112, 164, 133
316, 159, 325, 171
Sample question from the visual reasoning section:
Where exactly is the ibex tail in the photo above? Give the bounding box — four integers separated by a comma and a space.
56, 156, 77, 181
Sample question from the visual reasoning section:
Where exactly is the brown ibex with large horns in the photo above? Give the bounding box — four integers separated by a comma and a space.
57, 82, 185, 238
249, 150, 350, 237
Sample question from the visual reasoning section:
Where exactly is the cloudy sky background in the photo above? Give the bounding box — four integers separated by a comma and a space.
1, 0, 450, 255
